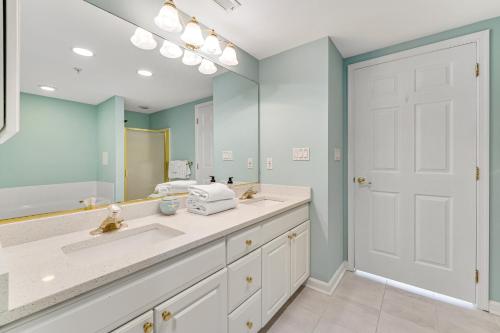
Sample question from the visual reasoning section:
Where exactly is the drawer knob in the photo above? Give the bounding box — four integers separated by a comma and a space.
162, 310, 173, 321
143, 322, 153, 333
245, 239, 252, 246
292, 232, 298, 238
246, 276, 253, 284
288, 234, 293, 240
246, 321, 253, 329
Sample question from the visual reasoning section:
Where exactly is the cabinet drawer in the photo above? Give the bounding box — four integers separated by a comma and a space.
228, 290, 261, 333
154, 269, 228, 333
111, 311, 154, 333
262, 205, 309, 244
228, 249, 262, 312
227, 224, 262, 263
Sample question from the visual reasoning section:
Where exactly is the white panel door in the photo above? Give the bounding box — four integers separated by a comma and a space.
290, 221, 310, 294
154, 269, 228, 333
353, 43, 478, 302
195, 102, 214, 184
261, 233, 290, 325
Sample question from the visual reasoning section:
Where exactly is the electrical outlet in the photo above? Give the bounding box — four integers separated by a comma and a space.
266, 157, 273, 170
293, 148, 310, 161
222, 151, 233, 161
102, 152, 109, 166
334, 148, 341, 161
247, 158, 254, 169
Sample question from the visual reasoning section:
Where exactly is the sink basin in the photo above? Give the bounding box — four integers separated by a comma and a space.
240, 197, 284, 207
62, 224, 184, 260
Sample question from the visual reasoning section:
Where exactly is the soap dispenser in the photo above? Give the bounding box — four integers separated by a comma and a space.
227, 177, 234, 188
209, 176, 216, 183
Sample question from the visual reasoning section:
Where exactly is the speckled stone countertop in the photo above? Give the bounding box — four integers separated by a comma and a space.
0, 184, 310, 326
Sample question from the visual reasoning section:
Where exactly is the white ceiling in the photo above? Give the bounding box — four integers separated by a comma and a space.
174, 0, 500, 59
20, 0, 221, 113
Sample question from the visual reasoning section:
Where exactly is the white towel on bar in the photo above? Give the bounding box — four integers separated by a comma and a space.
168, 160, 191, 179
187, 198, 238, 216
188, 183, 235, 202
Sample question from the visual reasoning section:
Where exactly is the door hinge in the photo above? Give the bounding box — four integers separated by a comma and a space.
196, 118, 199, 125
476, 166, 480, 181
475, 269, 479, 284
475, 63, 480, 77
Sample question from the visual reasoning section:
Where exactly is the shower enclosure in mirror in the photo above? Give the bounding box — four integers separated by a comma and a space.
0, 0, 259, 221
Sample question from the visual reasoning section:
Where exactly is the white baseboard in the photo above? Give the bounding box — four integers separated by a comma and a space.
489, 301, 500, 316
306, 261, 346, 296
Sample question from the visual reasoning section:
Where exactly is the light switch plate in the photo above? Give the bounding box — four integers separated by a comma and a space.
293, 147, 310, 161
334, 148, 341, 161
102, 152, 109, 166
266, 157, 273, 170
222, 151, 233, 161
247, 158, 254, 169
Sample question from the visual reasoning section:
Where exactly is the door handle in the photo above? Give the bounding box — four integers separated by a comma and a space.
356, 177, 372, 185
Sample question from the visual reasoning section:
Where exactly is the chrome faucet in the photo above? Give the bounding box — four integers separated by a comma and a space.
90, 204, 126, 235
240, 186, 257, 200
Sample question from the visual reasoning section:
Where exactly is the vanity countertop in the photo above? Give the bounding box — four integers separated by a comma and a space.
0, 185, 310, 326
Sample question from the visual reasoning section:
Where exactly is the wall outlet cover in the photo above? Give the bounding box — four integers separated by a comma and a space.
247, 158, 254, 169
266, 157, 273, 170
222, 150, 233, 161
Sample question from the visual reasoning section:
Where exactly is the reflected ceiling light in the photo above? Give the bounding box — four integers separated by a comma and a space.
137, 69, 153, 77
219, 42, 238, 66
42, 275, 55, 282
160, 40, 183, 59
72, 47, 94, 57
198, 59, 218, 75
181, 17, 205, 48
130, 27, 158, 50
201, 30, 222, 55
154, 0, 182, 32
39, 85, 56, 92
182, 48, 202, 66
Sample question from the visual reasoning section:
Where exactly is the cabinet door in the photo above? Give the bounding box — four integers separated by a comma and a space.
111, 311, 154, 333
154, 269, 228, 333
261, 233, 290, 325
290, 221, 310, 294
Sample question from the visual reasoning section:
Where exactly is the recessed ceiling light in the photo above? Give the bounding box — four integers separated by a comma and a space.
72, 47, 94, 57
137, 69, 153, 77
41, 275, 55, 282
39, 85, 56, 92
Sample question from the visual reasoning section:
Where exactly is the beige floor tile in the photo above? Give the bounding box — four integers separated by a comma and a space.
377, 311, 437, 333
266, 300, 321, 333
381, 286, 438, 331
313, 316, 359, 333
334, 273, 386, 310
436, 302, 500, 333
294, 287, 332, 315
320, 296, 380, 333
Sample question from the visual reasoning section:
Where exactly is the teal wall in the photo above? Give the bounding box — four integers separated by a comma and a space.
260, 37, 344, 282
0, 93, 98, 188
213, 72, 259, 183
150, 97, 212, 180
125, 111, 150, 129
344, 17, 500, 301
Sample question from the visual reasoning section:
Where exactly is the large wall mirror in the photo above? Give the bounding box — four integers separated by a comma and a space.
0, 0, 259, 221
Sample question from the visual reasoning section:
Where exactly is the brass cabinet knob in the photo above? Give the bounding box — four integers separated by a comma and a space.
246, 321, 253, 329
162, 310, 172, 321
143, 322, 153, 333
288, 234, 293, 240
292, 233, 297, 238
245, 239, 252, 246
246, 276, 253, 283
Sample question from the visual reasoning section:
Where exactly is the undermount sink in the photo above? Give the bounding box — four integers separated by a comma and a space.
240, 197, 284, 207
62, 224, 184, 260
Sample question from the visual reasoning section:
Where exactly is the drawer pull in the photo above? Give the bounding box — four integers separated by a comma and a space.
246, 321, 253, 329
162, 310, 173, 321
245, 239, 253, 246
143, 322, 153, 333
246, 276, 253, 284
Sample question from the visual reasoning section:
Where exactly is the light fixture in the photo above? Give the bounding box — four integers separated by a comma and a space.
182, 48, 202, 66
181, 17, 205, 48
72, 47, 94, 57
219, 42, 238, 66
137, 69, 153, 77
130, 27, 158, 50
160, 40, 183, 59
201, 30, 222, 55
39, 85, 56, 92
198, 59, 218, 75
154, 0, 182, 32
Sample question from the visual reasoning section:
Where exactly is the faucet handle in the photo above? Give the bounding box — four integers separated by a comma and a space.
108, 204, 121, 218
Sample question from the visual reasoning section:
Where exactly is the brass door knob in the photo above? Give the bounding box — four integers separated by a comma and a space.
246, 321, 253, 329
143, 322, 153, 333
356, 177, 372, 185
245, 239, 252, 246
162, 310, 172, 321
246, 276, 253, 283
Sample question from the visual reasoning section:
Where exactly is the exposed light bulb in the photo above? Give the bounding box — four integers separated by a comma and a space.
154, 0, 182, 32
182, 49, 202, 66
198, 59, 218, 75
130, 27, 157, 50
181, 17, 205, 48
219, 42, 238, 66
160, 40, 183, 59
201, 30, 222, 55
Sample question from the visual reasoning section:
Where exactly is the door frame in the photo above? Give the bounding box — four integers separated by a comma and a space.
194, 101, 214, 183
347, 30, 490, 309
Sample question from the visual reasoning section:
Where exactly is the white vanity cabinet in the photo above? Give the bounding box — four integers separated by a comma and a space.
110, 311, 154, 333
290, 221, 311, 294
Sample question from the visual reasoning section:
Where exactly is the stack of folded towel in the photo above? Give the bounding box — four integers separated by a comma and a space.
187, 183, 238, 216
149, 180, 197, 198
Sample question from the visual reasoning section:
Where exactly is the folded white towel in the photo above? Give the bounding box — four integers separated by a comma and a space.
168, 160, 191, 180
188, 183, 235, 202
155, 180, 197, 193
187, 198, 238, 216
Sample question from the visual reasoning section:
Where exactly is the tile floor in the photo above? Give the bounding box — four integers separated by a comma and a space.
261, 272, 500, 333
